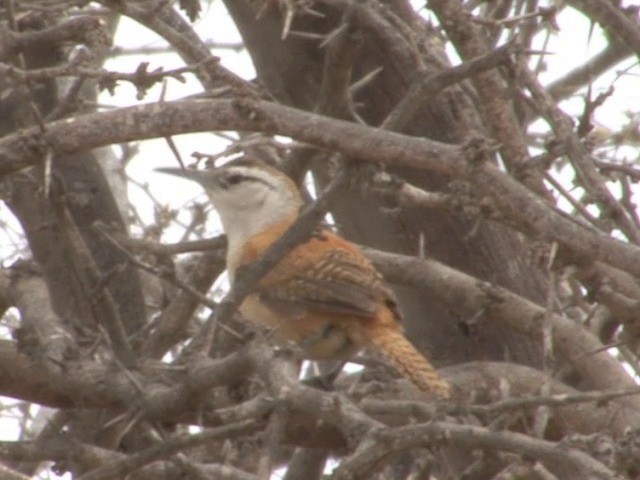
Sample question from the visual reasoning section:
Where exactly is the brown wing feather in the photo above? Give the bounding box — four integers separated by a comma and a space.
250, 230, 399, 320
240, 224, 449, 396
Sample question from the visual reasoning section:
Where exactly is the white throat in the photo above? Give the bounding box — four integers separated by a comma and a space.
210, 189, 300, 282
219, 201, 295, 248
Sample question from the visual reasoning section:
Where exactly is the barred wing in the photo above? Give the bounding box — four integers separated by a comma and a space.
256, 246, 398, 319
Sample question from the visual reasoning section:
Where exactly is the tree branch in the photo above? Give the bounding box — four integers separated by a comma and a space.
2, 98, 640, 279
364, 248, 640, 404
382, 41, 515, 131
427, 0, 534, 183
567, 0, 640, 57
0, 338, 257, 417
333, 420, 617, 479
77, 419, 259, 480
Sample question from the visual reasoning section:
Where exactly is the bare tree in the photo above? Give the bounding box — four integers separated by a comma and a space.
0, 0, 639, 478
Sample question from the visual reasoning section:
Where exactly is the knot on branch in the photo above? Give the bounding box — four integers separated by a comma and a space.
617, 428, 640, 477
525, 240, 561, 271
447, 180, 492, 218
461, 132, 499, 166
16, 130, 49, 164
477, 281, 506, 309
81, 18, 112, 57
344, 161, 383, 197
370, 171, 404, 209
232, 98, 274, 131
560, 433, 616, 472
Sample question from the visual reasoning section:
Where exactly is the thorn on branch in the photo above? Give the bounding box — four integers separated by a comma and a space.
468, 6, 559, 31
0, 58, 218, 100
316, 11, 362, 121
577, 86, 615, 139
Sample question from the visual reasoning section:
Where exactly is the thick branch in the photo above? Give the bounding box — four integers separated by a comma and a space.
365, 248, 640, 405
4, 266, 76, 378
0, 16, 103, 62
142, 250, 226, 359
0, 339, 256, 417
333, 420, 617, 479
365, 361, 640, 438
1, 99, 640, 279
0, 437, 256, 480
78, 420, 259, 480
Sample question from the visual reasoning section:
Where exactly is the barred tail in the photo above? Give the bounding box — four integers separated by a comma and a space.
365, 324, 451, 398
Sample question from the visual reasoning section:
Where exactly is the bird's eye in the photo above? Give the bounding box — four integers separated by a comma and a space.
223, 174, 247, 187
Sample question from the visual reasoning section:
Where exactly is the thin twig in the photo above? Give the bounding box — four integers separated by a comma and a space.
54, 200, 137, 368
381, 42, 516, 131
77, 419, 259, 480
113, 233, 226, 256
470, 386, 640, 416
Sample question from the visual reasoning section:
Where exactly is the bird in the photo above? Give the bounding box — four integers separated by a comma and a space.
157, 158, 451, 397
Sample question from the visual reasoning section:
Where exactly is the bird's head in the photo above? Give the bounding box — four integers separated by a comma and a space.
156, 158, 303, 242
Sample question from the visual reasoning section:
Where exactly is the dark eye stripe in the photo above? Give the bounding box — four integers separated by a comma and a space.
225, 174, 250, 185
219, 170, 276, 191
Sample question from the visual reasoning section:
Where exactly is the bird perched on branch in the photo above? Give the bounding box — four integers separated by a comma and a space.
157, 158, 451, 397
